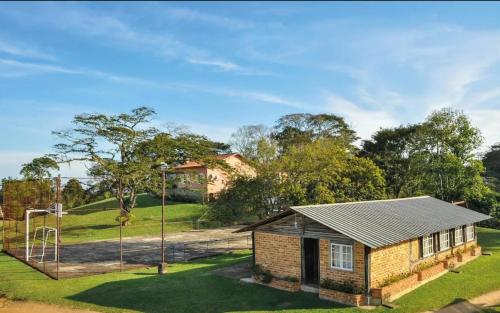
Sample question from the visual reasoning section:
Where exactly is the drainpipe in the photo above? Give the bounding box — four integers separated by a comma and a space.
364, 246, 371, 305
252, 231, 255, 267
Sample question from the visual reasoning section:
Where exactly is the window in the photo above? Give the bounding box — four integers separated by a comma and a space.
439, 230, 450, 251
454, 227, 463, 245
331, 243, 353, 271
466, 224, 474, 242
423, 235, 434, 257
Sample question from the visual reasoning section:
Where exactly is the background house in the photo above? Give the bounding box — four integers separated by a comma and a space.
173, 153, 255, 201
237, 196, 491, 306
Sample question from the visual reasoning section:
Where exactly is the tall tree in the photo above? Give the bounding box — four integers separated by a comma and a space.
230, 125, 270, 161
20, 156, 60, 180
138, 131, 231, 196
53, 107, 158, 222
483, 143, 500, 192
210, 138, 386, 224
411, 108, 485, 201
279, 138, 385, 204
271, 113, 358, 152
361, 125, 420, 198
62, 178, 86, 208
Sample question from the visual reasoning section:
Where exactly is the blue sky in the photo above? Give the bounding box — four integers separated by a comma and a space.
1, 2, 500, 178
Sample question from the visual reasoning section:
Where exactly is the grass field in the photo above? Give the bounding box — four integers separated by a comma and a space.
0, 228, 498, 313
1, 194, 207, 244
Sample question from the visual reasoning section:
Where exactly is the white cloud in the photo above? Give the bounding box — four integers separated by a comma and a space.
0, 39, 56, 61
0, 151, 89, 179
466, 109, 500, 149
180, 122, 235, 143
164, 7, 253, 30
324, 94, 398, 142
186, 57, 243, 71
0, 58, 81, 76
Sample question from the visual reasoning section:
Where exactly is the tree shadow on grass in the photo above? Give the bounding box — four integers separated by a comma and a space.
68, 257, 348, 313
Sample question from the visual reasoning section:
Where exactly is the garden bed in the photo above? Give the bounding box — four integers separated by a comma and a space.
371, 245, 483, 303
371, 273, 419, 302
417, 261, 446, 281
319, 288, 366, 306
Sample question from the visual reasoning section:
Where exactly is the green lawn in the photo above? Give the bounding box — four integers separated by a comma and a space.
0, 228, 498, 313
25, 194, 207, 243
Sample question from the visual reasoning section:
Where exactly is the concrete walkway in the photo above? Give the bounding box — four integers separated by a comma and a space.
426, 289, 500, 313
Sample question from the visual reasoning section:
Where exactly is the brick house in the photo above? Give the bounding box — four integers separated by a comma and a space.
173, 153, 256, 201
236, 196, 491, 306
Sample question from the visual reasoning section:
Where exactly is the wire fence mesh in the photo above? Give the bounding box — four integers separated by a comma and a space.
1, 177, 252, 279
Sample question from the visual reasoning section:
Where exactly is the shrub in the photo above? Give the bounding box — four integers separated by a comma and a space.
468, 244, 477, 252
261, 270, 273, 284
283, 276, 299, 282
415, 259, 440, 272
167, 188, 204, 203
253, 264, 264, 276
253, 265, 273, 284
320, 279, 364, 294
379, 272, 413, 287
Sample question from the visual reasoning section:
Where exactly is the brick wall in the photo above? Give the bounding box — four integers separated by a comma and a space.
410, 239, 478, 271
370, 237, 478, 288
370, 240, 411, 288
254, 231, 301, 280
319, 239, 365, 289
319, 288, 367, 306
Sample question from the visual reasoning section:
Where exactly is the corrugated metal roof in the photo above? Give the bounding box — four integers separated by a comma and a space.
291, 196, 490, 248
236, 196, 491, 248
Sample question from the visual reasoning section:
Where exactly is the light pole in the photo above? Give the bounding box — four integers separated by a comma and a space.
158, 162, 168, 274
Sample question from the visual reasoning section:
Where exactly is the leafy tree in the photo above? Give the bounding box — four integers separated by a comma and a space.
210, 138, 386, 224
279, 138, 385, 204
208, 175, 282, 224
361, 125, 420, 198
410, 108, 485, 201
53, 107, 158, 223
20, 157, 59, 180
138, 131, 231, 197
271, 113, 358, 152
483, 143, 500, 192
230, 125, 270, 161
361, 108, 488, 203
62, 178, 86, 209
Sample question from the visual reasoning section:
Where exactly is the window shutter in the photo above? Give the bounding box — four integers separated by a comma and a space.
434, 233, 439, 252
450, 228, 455, 247
418, 237, 423, 258
462, 225, 467, 241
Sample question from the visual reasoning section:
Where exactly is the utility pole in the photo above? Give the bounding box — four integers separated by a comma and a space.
158, 162, 168, 274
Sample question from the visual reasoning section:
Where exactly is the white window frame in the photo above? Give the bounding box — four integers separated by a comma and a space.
330, 243, 353, 271
466, 224, 475, 242
439, 230, 450, 251
423, 234, 434, 257
454, 227, 463, 245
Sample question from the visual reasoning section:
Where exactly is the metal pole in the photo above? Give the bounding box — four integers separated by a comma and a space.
158, 164, 167, 274
56, 175, 61, 280
119, 178, 123, 272
162, 169, 165, 265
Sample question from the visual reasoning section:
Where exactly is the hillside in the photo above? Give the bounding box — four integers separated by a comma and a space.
60, 194, 207, 243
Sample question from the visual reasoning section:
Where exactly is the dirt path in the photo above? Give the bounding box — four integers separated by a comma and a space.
427, 289, 500, 313
0, 299, 100, 313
